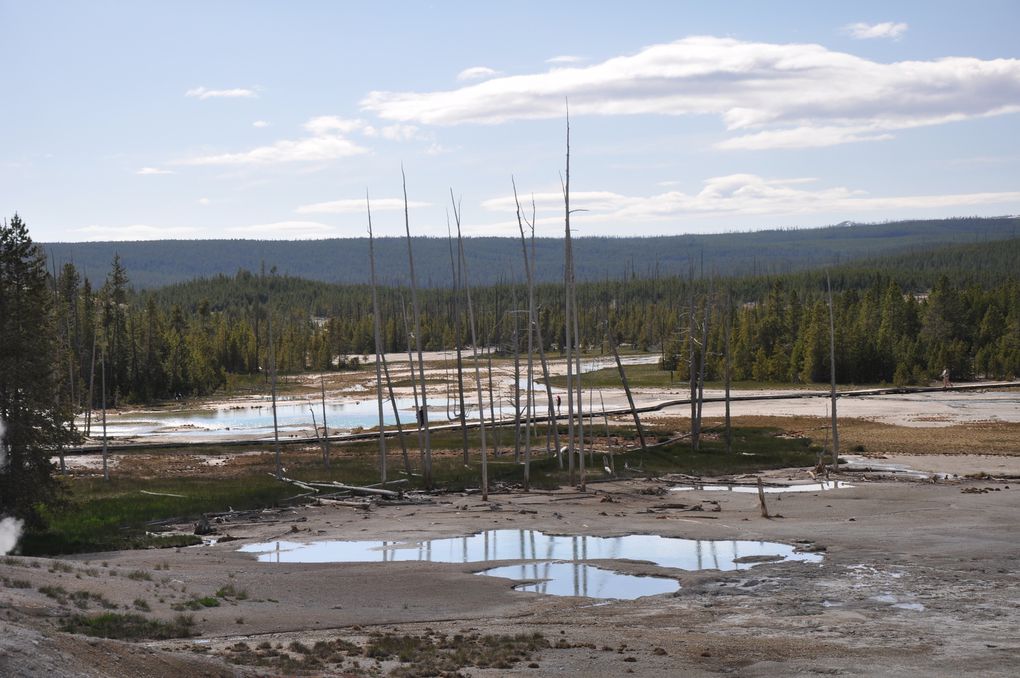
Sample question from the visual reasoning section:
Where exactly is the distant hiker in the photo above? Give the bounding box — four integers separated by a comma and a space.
941, 367, 952, 389
416, 406, 425, 427
556, 394, 561, 415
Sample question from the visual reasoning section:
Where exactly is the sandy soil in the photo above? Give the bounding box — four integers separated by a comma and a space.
4, 451, 1019, 677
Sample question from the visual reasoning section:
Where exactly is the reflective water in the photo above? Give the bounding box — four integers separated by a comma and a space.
670, 481, 854, 494
239, 529, 822, 571
240, 530, 820, 599
478, 562, 680, 599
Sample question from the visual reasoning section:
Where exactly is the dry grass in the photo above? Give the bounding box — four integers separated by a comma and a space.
659, 416, 1020, 457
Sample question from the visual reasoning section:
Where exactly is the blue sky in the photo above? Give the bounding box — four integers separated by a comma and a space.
3, 0, 1019, 241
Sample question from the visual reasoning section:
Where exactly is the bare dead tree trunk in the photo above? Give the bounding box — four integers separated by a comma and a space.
452, 201, 489, 500
609, 320, 647, 452
688, 274, 699, 451
101, 348, 109, 482
724, 289, 733, 454
696, 282, 712, 442
85, 333, 96, 436
400, 297, 425, 457
563, 110, 576, 486
367, 194, 388, 484
380, 350, 411, 476
445, 205, 469, 465
402, 168, 432, 489
827, 271, 840, 471
320, 375, 331, 468
513, 180, 536, 490
487, 330, 499, 457
571, 266, 585, 491
757, 476, 770, 518
268, 310, 282, 480
511, 287, 522, 463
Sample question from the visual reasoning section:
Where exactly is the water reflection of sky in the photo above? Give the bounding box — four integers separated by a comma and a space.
240, 529, 820, 599
479, 562, 680, 599
240, 529, 820, 569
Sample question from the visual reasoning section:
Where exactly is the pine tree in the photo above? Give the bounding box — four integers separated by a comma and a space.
0, 215, 75, 528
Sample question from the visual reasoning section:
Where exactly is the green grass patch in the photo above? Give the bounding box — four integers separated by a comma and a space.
60, 612, 195, 640
22, 474, 293, 556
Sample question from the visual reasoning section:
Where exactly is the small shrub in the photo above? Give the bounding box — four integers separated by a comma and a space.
216, 584, 248, 600
2, 577, 32, 588
60, 612, 195, 640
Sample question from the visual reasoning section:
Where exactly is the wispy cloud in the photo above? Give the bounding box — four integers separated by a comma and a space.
546, 55, 583, 64
185, 86, 257, 99
136, 167, 174, 175
178, 113, 435, 166
304, 116, 365, 135
252, 120, 270, 128
225, 220, 336, 239
363, 123, 422, 141
481, 174, 1020, 225
362, 36, 1020, 149
296, 197, 431, 215
457, 66, 502, 81
843, 21, 908, 40
181, 117, 368, 166
71, 224, 202, 240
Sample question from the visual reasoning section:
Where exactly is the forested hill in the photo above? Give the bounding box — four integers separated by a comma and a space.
44, 216, 1019, 289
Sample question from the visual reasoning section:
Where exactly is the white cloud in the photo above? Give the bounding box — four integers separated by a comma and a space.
296, 198, 431, 215
457, 66, 502, 81
382, 124, 421, 141
253, 120, 270, 128
225, 221, 336, 239
179, 114, 430, 165
361, 36, 1020, 149
546, 55, 583, 64
185, 86, 257, 99
304, 116, 365, 135
181, 118, 368, 166
843, 22, 908, 40
480, 174, 1020, 225
198, 197, 211, 205
136, 167, 174, 175
71, 224, 202, 240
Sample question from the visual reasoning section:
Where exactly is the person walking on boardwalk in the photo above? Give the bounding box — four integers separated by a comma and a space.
941, 367, 952, 389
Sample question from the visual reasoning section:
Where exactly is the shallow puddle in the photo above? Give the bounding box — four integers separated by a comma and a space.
240, 529, 821, 570
238, 530, 820, 599
478, 562, 680, 599
240, 530, 820, 600
671, 481, 853, 494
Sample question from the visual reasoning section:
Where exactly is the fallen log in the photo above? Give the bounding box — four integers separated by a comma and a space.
277, 475, 403, 499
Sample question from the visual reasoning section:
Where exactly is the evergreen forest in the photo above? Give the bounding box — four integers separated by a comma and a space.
39, 225, 1020, 408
